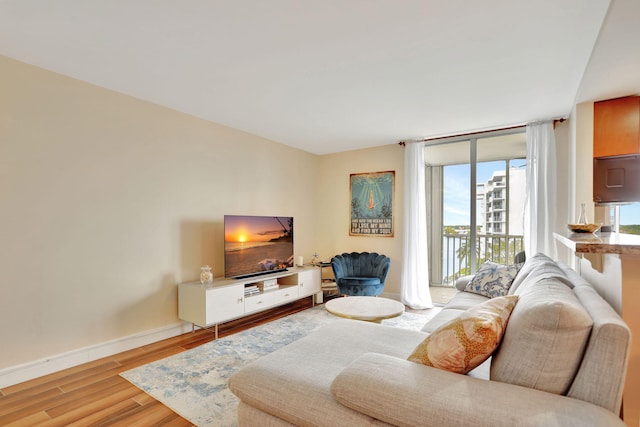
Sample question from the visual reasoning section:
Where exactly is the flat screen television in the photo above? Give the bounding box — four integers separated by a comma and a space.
224, 215, 294, 279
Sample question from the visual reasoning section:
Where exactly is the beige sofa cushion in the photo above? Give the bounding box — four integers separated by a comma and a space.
509, 252, 574, 294
567, 285, 630, 413
491, 277, 593, 395
436, 291, 489, 311
331, 353, 626, 427
421, 308, 465, 334
228, 319, 426, 427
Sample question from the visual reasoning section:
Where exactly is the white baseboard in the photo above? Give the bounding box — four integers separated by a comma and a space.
0, 321, 193, 389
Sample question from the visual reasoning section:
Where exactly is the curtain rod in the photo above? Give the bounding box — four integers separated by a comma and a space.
398, 117, 566, 146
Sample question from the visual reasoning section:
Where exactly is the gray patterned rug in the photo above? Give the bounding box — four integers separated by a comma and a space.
120, 305, 436, 426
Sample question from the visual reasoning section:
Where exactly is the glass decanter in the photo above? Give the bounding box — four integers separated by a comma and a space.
576, 203, 588, 224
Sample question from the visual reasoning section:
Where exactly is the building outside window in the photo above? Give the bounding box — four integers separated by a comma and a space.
424, 129, 526, 287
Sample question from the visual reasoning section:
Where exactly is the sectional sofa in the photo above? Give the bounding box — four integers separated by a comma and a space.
228, 253, 630, 426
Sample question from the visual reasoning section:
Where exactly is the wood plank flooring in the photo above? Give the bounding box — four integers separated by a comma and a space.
0, 298, 315, 426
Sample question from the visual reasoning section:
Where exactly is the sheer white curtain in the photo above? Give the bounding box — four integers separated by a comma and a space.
401, 142, 433, 309
524, 121, 557, 258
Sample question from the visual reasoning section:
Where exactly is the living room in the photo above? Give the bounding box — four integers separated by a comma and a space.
1, 1, 640, 425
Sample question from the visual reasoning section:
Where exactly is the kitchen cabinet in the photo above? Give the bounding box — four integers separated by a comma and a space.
593, 95, 640, 158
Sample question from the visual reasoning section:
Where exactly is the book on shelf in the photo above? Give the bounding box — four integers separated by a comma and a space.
244, 284, 261, 296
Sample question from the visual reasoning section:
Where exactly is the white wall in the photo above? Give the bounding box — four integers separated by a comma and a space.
0, 55, 321, 373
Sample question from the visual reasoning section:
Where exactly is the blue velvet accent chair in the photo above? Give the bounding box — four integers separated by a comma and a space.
330, 252, 390, 296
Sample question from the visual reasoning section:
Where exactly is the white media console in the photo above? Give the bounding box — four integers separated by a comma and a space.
178, 266, 321, 338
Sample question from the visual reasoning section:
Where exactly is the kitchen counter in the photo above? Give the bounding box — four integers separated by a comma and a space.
555, 231, 640, 426
553, 231, 640, 255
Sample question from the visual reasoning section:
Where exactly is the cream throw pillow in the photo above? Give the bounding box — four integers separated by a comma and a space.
407, 295, 518, 374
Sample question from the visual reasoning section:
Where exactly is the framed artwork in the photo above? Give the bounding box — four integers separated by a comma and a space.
349, 171, 395, 237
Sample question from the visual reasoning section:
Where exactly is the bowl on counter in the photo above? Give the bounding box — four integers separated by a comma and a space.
567, 223, 601, 234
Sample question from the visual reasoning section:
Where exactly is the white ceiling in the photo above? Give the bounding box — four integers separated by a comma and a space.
1, 0, 638, 155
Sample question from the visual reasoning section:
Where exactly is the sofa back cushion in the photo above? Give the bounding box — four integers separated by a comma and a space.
509, 253, 574, 295
490, 277, 593, 395
566, 285, 630, 413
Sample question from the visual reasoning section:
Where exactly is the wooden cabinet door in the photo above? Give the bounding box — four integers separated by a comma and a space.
594, 96, 640, 158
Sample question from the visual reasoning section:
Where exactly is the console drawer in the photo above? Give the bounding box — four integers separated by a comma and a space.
245, 292, 274, 313
274, 286, 299, 304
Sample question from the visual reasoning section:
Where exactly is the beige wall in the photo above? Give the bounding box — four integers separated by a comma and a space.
316, 145, 405, 298
558, 101, 622, 306
0, 56, 322, 370
574, 102, 596, 224
556, 102, 595, 267
0, 53, 583, 380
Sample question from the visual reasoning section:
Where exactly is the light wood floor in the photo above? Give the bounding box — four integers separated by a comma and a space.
1, 288, 456, 426
0, 298, 316, 426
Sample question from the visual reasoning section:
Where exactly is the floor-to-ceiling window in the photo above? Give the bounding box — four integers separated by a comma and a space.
424, 129, 526, 287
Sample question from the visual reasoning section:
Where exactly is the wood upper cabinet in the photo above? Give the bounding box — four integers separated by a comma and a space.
593, 95, 640, 158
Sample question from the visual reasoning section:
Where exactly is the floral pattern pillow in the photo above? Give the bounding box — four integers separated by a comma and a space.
465, 261, 520, 298
407, 295, 518, 374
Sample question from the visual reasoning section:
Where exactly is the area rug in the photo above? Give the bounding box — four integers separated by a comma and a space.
120, 305, 439, 427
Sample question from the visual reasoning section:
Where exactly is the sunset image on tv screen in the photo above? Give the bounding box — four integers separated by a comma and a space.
224, 215, 294, 278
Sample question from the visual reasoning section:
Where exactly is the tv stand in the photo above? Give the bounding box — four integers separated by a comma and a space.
178, 266, 321, 338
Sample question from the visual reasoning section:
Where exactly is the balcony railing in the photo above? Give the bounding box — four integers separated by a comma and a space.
440, 233, 524, 286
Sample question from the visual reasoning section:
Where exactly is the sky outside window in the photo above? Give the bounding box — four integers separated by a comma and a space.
445, 163, 639, 228
443, 160, 525, 226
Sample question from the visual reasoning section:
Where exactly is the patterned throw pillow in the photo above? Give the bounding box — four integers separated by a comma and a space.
407, 295, 518, 374
465, 261, 520, 298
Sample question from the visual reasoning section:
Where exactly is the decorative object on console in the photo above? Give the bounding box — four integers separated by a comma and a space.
200, 265, 213, 284
311, 252, 320, 265
407, 295, 518, 374
349, 171, 394, 237
296, 255, 304, 267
